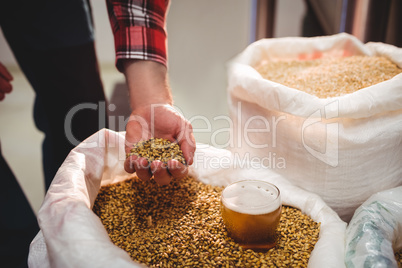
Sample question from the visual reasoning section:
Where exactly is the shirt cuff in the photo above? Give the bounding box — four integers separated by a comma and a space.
113, 25, 167, 72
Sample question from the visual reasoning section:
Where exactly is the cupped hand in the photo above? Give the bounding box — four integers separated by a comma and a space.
0, 62, 13, 101
124, 104, 196, 185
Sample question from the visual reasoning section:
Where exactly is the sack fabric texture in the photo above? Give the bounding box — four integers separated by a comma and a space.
227, 33, 402, 222
345, 186, 402, 268
28, 129, 347, 268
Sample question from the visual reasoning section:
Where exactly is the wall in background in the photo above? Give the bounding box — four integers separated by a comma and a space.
274, 0, 306, 38
166, 0, 253, 146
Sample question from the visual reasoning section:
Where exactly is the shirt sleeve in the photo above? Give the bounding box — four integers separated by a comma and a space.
106, 0, 169, 71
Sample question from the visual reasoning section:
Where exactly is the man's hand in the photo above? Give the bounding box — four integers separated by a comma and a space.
0, 62, 13, 101
125, 104, 195, 185
123, 60, 196, 185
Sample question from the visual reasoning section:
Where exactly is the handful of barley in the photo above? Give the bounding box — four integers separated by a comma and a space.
396, 250, 402, 268
127, 138, 186, 165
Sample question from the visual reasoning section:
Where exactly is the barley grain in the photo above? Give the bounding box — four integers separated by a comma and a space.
255, 56, 402, 98
93, 176, 320, 267
396, 250, 402, 268
127, 138, 186, 165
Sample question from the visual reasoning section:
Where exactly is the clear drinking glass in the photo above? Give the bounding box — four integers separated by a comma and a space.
221, 180, 282, 251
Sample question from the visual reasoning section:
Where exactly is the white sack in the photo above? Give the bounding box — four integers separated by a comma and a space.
227, 33, 402, 222
345, 186, 402, 268
29, 129, 346, 268
190, 143, 347, 268
28, 129, 142, 268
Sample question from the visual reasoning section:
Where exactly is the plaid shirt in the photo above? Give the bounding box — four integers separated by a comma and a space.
107, 0, 169, 70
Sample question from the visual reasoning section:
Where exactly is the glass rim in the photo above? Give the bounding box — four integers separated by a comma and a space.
221, 180, 281, 209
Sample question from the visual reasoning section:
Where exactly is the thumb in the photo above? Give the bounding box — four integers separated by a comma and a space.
178, 129, 196, 166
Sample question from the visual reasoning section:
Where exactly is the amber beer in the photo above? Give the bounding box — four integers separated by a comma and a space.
221, 180, 282, 251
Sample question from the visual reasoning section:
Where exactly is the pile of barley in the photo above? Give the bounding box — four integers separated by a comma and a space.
93, 176, 321, 267
396, 250, 402, 268
127, 138, 186, 165
255, 56, 402, 98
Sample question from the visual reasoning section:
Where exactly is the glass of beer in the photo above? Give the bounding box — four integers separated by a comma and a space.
221, 180, 282, 251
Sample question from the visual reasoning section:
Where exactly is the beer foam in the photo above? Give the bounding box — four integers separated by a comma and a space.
222, 180, 281, 215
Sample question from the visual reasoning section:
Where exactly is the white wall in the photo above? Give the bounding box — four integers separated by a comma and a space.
274, 0, 306, 38
166, 0, 253, 146
0, 33, 14, 65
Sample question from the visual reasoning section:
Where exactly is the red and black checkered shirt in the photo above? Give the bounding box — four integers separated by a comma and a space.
107, 0, 169, 71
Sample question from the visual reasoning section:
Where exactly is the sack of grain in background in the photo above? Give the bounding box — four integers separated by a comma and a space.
227, 33, 402, 222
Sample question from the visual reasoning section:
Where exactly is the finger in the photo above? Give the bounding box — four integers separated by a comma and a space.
0, 77, 12, 94
0, 62, 13, 81
125, 114, 150, 153
124, 154, 138, 173
0, 92, 4, 101
167, 159, 188, 179
179, 131, 196, 166
151, 160, 172, 185
134, 157, 153, 182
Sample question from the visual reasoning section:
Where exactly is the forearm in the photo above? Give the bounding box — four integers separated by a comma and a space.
122, 60, 172, 110
107, 0, 170, 108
